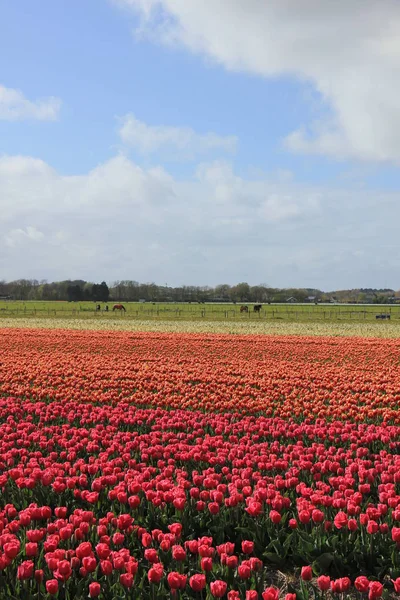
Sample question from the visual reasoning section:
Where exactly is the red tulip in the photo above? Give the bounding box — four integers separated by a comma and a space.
246, 502, 263, 517
46, 580, 59, 595
172, 545, 186, 561
167, 571, 187, 590
17, 560, 34, 580
262, 587, 279, 600
100, 560, 113, 576
355, 576, 370, 592
333, 512, 348, 530
241, 540, 254, 554
76, 542, 92, 559
269, 510, 282, 524
391, 527, 400, 543
89, 582, 101, 598
331, 578, 351, 593
367, 521, 378, 535
189, 573, 206, 592
25, 543, 38, 557
301, 566, 312, 581
120, 573, 134, 588
226, 555, 239, 569
201, 557, 213, 572
317, 575, 330, 591
148, 563, 163, 583
35, 569, 44, 583
238, 562, 251, 579
210, 580, 228, 598
368, 581, 383, 600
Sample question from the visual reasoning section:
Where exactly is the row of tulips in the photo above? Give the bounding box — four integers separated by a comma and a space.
2, 328, 400, 421
1, 316, 400, 339
1, 501, 400, 599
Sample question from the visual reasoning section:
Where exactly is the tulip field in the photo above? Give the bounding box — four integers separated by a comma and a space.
1, 326, 400, 599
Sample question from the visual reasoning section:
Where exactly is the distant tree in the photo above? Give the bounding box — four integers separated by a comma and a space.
91, 282, 109, 302
67, 285, 83, 302
215, 284, 231, 301
233, 282, 250, 302
250, 285, 271, 303
82, 282, 93, 301
101, 282, 109, 302
91, 284, 99, 301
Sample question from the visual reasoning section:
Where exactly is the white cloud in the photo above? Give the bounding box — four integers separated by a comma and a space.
0, 85, 61, 121
5, 226, 44, 247
114, 0, 400, 163
1, 153, 400, 288
118, 113, 237, 157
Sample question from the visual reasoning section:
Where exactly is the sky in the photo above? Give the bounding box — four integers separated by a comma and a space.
1, 0, 400, 291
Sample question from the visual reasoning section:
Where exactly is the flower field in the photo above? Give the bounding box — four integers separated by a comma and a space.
1, 316, 400, 338
1, 328, 400, 599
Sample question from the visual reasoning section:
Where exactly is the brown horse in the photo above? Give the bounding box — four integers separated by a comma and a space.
112, 304, 126, 312
240, 305, 248, 313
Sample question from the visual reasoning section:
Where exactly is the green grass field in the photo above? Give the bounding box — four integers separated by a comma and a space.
0, 300, 398, 323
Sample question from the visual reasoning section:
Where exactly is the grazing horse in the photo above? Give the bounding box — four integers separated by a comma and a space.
253, 304, 262, 313
113, 304, 126, 312
240, 305, 249, 313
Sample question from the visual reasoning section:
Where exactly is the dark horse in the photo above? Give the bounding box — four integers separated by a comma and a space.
240, 305, 249, 313
113, 304, 126, 312
253, 304, 262, 313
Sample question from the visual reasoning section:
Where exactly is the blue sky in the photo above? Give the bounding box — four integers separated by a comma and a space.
1, 0, 400, 289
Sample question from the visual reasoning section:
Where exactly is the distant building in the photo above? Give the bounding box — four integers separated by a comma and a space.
286, 297, 297, 303
307, 296, 316, 302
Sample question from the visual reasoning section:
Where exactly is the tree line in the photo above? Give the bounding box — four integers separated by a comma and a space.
0, 279, 398, 304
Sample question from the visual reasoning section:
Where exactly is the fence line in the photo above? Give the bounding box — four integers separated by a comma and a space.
0, 307, 399, 321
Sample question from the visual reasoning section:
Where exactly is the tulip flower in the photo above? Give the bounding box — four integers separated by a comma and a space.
89, 582, 101, 598
46, 580, 59, 595
262, 587, 279, 600
210, 580, 228, 598
189, 574, 206, 592
317, 575, 330, 591
301, 566, 312, 581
